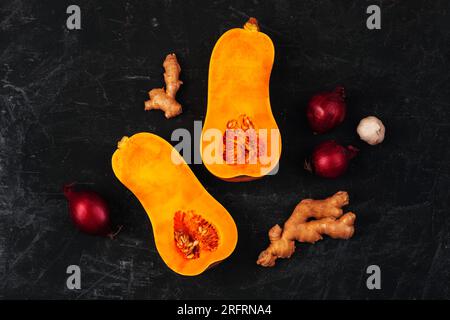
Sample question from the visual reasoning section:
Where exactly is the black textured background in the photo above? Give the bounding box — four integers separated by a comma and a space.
1, 0, 449, 299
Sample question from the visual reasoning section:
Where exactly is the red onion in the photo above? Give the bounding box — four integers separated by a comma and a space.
306, 86, 346, 134
63, 183, 121, 238
306, 140, 358, 178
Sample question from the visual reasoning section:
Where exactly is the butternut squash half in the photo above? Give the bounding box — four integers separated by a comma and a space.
201, 18, 282, 181
112, 133, 237, 276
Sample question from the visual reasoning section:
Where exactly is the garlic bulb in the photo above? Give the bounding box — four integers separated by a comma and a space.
357, 116, 385, 145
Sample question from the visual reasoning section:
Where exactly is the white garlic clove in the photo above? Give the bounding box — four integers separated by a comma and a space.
356, 116, 385, 145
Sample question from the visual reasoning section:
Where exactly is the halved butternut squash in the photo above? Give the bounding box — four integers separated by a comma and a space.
201, 18, 282, 181
112, 133, 237, 276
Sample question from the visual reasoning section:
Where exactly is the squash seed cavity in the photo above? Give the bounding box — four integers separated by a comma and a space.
223, 114, 265, 164
174, 210, 219, 259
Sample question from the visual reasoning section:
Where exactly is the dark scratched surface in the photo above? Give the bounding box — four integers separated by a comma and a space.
0, 0, 449, 299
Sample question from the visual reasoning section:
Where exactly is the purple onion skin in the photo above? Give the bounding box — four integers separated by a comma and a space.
64, 184, 115, 237
311, 140, 358, 179
307, 86, 347, 134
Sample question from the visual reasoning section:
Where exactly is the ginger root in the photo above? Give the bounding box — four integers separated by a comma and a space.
144, 53, 183, 118
257, 191, 356, 267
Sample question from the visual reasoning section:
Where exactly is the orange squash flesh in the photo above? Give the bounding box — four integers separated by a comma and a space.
112, 133, 237, 276
201, 18, 282, 181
